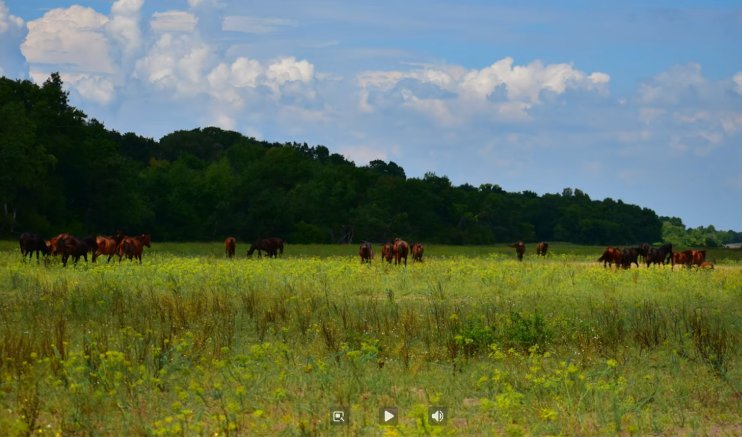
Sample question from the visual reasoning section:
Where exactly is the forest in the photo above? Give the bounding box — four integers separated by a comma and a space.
1, 74, 739, 245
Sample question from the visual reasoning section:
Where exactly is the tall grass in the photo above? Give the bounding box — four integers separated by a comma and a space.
0, 246, 739, 435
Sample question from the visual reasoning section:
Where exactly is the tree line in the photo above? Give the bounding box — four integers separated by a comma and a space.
2, 74, 735, 246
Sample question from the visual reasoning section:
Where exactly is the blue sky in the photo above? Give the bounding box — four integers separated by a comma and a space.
1, 0, 741, 230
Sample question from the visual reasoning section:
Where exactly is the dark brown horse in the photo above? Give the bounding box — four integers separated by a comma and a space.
509, 241, 526, 261
225, 237, 237, 258
536, 242, 549, 256
381, 242, 393, 263
118, 234, 151, 263
645, 243, 672, 267
57, 235, 90, 267
393, 238, 409, 266
621, 247, 641, 269
247, 237, 283, 258
411, 242, 424, 262
598, 247, 622, 268
19, 232, 49, 261
359, 241, 374, 263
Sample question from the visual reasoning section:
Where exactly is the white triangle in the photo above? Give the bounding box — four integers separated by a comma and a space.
384, 410, 395, 422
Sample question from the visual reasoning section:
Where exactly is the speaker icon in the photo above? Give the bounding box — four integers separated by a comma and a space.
428, 406, 448, 425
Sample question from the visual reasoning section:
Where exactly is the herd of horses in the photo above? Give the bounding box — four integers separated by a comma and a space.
597, 243, 712, 269
357, 239, 424, 265
19, 231, 151, 266
18, 232, 714, 270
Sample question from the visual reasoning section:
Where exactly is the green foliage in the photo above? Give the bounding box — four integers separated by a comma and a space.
661, 218, 740, 247
0, 74, 696, 244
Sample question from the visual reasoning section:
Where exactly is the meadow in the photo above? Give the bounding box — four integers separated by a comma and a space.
0, 242, 740, 436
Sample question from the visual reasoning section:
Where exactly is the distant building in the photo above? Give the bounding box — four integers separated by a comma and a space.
723, 242, 742, 249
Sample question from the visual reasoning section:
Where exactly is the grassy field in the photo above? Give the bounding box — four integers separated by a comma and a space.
0, 242, 740, 436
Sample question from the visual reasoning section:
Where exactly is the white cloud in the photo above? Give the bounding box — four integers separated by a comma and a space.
21, 6, 114, 74
151, 10, 198, 33
134, 33, 213, 96
734, 71, 742, 95
357, 57, 609, 118
0, 0, 23, 34
266, 57, 314, 86
230, 57, 263, 87
222, 16, 296, 34
638, 63, 706, 105
107, 0, 144, 57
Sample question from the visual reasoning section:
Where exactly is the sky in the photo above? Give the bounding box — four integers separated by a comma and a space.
1, 0, 741, 230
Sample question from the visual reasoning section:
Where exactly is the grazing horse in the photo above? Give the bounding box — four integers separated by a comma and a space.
57, 235, 90, 267
247, 237, 283, 258
536, 242, 549, 256
411, 242, 424, 262
621, 247, 640, 269
359, 241, 374, 263
381, 242, 393, 263
93, 235, 122, 263
393, 238, 409, 266
699, 261, 714, 270
19, 232, 49, 261
225, 237, 237, 258
645, 243, 672, 267
117, 234, 151, 263
598, 247, 623, 268
46, 233, 71, 256
509, 241, 526, 261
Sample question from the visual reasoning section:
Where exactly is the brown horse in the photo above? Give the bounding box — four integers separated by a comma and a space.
699, 261, 714, 270
411, 242, 424, 262
671, 250, 693, 269
46, 233, 71, 256
381, 242, 393, 263
118, 234, 151, 263
598, 247, 622, 268
690, 250, 706, 267
509, 241, 526, 261
225, 237, 237, 258
93, 235, 122, 263
359, 241, 374, 263
536, 242, 549, 256
393, 238, 409, 266
247, 237, 283, 258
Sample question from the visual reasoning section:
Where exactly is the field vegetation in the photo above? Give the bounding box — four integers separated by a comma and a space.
0, 243, 740, 435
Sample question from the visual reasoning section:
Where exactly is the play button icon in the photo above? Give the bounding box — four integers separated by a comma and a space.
379, 407, 398, 425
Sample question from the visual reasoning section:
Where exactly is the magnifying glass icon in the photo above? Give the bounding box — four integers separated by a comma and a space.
333, 411, 345, 422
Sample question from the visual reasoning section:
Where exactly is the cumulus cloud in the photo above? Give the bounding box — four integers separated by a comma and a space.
107, 0, 144, 57
151, 10, 198, 33
357, 57, 609, 122
21, 6, 114, 74
0, 0, 23, 34
134, 33, 213, 96
0, 0, 26, 77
